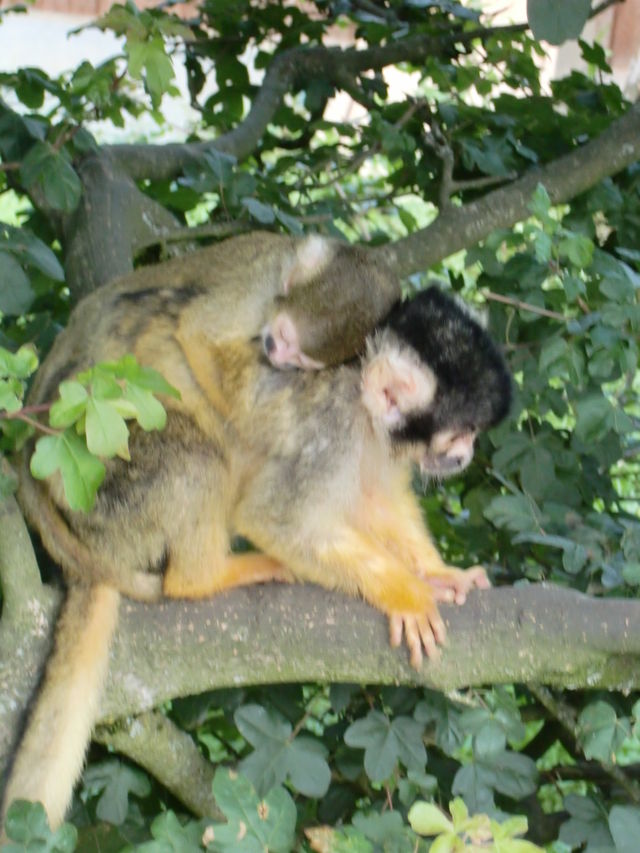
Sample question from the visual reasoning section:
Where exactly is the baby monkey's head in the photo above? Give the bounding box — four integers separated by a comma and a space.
361, 286, 512, 478
261, 237, 401, 370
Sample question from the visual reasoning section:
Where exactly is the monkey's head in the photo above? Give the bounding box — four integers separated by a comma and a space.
361, 286, 512, 478
261, 238, 401, 370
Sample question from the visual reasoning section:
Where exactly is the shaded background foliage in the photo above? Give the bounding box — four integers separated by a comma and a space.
1, 0, 640, 850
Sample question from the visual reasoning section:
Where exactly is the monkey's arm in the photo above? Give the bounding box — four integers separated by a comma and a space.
362, 482, 490, 604
246, 521, 446, 668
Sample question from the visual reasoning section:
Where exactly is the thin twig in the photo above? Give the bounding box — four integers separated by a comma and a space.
529, 684, 640, 805
483, 290, 567, 322
0, 411, 59, 436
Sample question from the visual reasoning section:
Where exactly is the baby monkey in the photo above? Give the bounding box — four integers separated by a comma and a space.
261, 239, 399, 369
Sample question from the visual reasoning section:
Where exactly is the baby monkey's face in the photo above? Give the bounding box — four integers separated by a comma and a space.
261, 311, 325, 370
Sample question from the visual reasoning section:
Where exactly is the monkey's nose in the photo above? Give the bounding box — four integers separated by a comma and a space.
263, 333, 275, 354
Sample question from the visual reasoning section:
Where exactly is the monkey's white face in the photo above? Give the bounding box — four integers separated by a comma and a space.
262, 313, 325, 370
417, 429, 476, 478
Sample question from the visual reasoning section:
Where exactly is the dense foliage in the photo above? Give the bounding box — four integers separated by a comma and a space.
1, 0, 639, 850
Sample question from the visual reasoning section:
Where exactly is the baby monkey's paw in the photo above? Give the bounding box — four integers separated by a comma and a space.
426, 565, 490, 606
388, 609, 446, 669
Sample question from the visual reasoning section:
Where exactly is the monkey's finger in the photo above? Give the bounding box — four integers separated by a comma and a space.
403, 617, 423, 669
389, 614, 403, 648
429, 585, 456, 604
467, 566, 491, 589
428, 610, 447, 646
416, 616, 440, 661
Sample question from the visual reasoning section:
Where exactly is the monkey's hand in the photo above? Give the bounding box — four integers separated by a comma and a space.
423, 565, 490, 606
388, 609, 446, 669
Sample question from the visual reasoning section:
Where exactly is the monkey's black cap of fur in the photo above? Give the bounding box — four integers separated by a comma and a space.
385, 286, 512, 443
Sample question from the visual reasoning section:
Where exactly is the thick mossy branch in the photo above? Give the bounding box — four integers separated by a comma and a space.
102, 584, 640, 714
0, 494, 60, 776
3, 502, 640, 795
63, 153, 182, 300
94, 711, 221, 819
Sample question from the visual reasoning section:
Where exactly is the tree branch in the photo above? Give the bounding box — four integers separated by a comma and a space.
105, 30, 476, 182
3, 492, 640, 790
63, 152, 182, 299
3, 577, 640, 770
381, 101, 640, 276
94, 711, 221, 819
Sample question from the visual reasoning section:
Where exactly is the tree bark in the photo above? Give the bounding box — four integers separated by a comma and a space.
2, 497, 640, 774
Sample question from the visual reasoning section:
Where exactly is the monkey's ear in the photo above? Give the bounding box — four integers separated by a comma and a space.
284, 236, 335, 293
361, 344, 436, 428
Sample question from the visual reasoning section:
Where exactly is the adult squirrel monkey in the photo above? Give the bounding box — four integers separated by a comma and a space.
1, 231, 510, 831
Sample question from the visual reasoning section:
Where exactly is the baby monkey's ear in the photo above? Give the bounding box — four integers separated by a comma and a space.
284, 235, 335, 292
361, 336, 437, 428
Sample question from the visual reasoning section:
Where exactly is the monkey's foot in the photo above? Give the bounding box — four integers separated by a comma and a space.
388, 609, 446, 669
424, 565, 490, 606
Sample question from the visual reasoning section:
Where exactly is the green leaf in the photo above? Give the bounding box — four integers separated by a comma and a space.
407, 802, 453, 836
351, 811, 412, 848
414, 693, 466, 755
527, 0, 591, 45
83, 759, 151, 826
557, 233, 593, 268
84, 398, 130, 458
622, 562, 640, 586
242, 197, 276, 224
3, 799, 77, 851
577, 701, 630, 762
559, 794, 613, 849
0, 345, 38, 380
122, 383, 167, 431
100, 354, 180, 398
135, 810, 204, 852
0, 249, 34, 315
454, 750, 538, 808
528, 183, 552, 224
20, 141, 82, 213
236, 703, 330, 798
609, 806, 640, 853
484, 494, 542, 534
574, 395, 614, 443
31, 431, 105, 512
344, 710, 426, 782
532, 230, 552, 263
285, 736, 331, 798
126, 36, 175, 106
0, 378, 23, 413
0, 224, 64, 280
49, 381, 89, 428
209, 768, 297, 853
519, 446, 555, 500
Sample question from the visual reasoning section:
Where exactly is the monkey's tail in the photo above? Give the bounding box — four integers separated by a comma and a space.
16, 448, 95, 581
1, 583, 120, 831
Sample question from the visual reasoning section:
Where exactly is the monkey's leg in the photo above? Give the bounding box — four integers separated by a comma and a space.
212, 553, 293, 592
163, 549, 291, 600
1, 584, 119, 832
